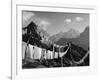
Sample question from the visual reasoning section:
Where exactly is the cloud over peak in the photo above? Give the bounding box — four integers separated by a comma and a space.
23, 11, 35, 23
39, 20, 50, 31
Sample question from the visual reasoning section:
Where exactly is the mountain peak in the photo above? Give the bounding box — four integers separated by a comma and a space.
67, 28, 80, 34
49, 28, 80, 43
56, 26, 89, 50
63, 28, 80, 38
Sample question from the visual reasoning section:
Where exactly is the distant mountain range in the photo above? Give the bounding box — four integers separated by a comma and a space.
25, 20, 89, 50
49, 28, 80, 42
49, 26, 89, 50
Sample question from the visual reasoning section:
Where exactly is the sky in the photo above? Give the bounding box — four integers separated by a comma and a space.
22, 11, 89, 36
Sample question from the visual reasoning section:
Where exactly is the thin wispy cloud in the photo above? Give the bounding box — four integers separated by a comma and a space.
75, 17, 84, 22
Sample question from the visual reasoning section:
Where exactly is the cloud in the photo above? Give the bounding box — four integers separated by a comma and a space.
75, 17, 83, 22
23, 11, 35, 23
65, 18, 72, 23
39, 20, 50, 30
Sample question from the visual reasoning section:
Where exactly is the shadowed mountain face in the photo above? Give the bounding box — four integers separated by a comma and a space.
49, 27, 89, 50
76, 27, 89, 50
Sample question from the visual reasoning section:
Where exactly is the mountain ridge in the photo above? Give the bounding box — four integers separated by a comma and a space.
49, 28, 80, 42
49, 26, 89, 50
